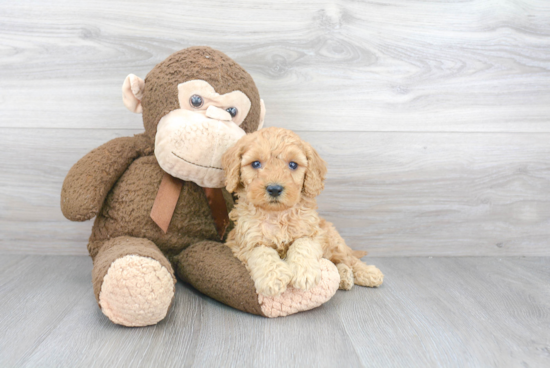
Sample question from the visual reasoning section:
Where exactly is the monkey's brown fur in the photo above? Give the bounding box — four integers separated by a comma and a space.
141, 47, 262, 139
61, 47, 267, 322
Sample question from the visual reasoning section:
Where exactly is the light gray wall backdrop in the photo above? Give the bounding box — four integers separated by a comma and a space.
1, 0, 549, 256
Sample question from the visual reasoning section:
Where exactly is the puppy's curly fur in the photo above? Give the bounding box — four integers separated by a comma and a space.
222, 127, 383, 296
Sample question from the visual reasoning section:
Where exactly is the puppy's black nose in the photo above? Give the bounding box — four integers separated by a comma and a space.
266, 184, 284, 197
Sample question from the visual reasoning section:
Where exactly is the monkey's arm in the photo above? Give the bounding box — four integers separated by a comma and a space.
61, 133, 153, 221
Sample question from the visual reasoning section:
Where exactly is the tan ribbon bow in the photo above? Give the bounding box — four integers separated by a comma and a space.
150, 172, 229, 240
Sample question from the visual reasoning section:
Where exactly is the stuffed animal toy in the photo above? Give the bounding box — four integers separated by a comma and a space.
61, 47, 340, 326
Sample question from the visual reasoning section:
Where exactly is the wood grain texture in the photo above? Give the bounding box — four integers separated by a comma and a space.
0, 0, 550, 132
1, 0, 550, 255
2, 129, 549, 256
0, 255, 548, 367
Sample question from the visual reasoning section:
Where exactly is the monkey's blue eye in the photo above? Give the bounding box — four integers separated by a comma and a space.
289, 161, 298, 170
251, 161, 262, 169
226, 107, 238, 117
189, 95, 203, 108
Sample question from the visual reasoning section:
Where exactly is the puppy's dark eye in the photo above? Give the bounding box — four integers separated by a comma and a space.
226, 107, 238, 117
289, 161, 298, 170
189, 95, 203, 108
251, 161, 262, 169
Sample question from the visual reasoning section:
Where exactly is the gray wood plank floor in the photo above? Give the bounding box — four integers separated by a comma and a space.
0, 255, 548, 368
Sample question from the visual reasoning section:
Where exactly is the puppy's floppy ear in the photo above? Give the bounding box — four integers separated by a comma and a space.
222, 136, 248, 193
302, 141, 327, 198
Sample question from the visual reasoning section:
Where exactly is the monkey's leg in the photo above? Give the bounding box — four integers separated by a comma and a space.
173, 241, 340, 318
91, 236, 176, 327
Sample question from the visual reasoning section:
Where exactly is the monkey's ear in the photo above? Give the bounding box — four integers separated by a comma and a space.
122, 74, 145, 114
257, 99, 266, 130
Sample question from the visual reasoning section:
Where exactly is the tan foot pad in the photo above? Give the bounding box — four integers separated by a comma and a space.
258, 259, 340, 318
99, 255, 175, 327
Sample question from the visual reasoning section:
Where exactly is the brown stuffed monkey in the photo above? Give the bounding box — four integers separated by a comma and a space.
60, 47, 340, 327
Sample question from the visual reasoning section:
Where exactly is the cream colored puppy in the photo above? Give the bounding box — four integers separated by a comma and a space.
222, 127, 383, 296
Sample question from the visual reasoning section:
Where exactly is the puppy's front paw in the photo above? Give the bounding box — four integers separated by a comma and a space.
354, 264, 384, 287
289, 260, 322, 291
254, 262, 293, 297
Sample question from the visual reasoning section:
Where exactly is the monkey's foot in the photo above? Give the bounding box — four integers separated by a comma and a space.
99, 255, 175, 327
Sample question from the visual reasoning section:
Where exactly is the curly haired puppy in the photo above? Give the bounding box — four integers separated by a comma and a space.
222, 127, 384, 296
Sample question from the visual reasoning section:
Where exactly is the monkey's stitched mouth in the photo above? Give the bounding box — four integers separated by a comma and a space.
172, 152, 223, 170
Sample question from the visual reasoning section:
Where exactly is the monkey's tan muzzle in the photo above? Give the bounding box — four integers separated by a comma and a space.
155, 108, 246, 188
